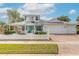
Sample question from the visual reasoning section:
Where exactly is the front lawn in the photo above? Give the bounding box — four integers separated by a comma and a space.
0, 44, 58, 54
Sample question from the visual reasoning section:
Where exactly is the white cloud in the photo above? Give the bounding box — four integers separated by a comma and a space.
0, 8, 12, 14
69, 9, 77, 15
18, 3, 55, 15
40, 16, 52, 21
0, 14, 8, 23
0, 7, 12, 23
0, 15, 8, 19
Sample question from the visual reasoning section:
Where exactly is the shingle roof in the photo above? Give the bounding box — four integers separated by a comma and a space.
46, 18, 76, 25
47, 18, 64, 23
8, 18, 76, 25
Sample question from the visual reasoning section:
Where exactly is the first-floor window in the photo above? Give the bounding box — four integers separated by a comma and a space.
10, 26, 14, 30
36, 16, 39, 20
36, 26, 42, 31
22, 26, 25, 31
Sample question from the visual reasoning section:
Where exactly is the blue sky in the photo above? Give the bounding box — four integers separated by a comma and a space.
0, 3, 79, 23
0, 3, 24, 8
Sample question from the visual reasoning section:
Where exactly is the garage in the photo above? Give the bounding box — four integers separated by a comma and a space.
43, 19, 76, 35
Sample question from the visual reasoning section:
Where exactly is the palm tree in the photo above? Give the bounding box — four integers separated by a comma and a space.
7, 9, 21, 23
57, 16, 70, 22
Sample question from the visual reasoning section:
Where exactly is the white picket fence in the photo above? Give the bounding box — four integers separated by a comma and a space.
0, 34, 49, 40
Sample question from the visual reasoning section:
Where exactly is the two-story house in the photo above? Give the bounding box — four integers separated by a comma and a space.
9, 15, 44, 34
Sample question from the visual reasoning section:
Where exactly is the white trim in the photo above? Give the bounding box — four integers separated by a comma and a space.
0, 35, 48, 40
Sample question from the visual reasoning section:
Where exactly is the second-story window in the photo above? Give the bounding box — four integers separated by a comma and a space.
36, 16, 39, 20
31, 16, 34, 20
25, 16, 26, 20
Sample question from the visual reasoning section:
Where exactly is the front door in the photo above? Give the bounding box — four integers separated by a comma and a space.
27, 26, 34, 34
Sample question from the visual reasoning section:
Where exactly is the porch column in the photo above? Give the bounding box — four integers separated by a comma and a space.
14, 25, 18, 34
47, 26, 49, 40
14, 25, 16, 32
8, 25, 10, 31
34, 25, 36, 34
24, 24, 26, 34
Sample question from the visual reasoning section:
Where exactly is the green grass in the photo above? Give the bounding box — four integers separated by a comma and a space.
0, 44, 58, 54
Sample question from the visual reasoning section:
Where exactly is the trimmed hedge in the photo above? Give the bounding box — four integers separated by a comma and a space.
4, 30, 15, 34
77, 29, 79, 34
35, 32, 47, 35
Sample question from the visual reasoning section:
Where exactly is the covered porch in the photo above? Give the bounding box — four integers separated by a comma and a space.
8, 21, 44, 35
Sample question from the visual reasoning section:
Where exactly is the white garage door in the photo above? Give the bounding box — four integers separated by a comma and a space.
43, 24, 76, 35
48, 24, 66, 34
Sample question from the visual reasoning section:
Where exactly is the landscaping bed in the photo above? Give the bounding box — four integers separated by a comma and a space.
0, 44, 58, 54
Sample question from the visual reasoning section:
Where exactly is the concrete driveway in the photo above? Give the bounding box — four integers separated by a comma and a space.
51, 35, 79, 42
58, 43, 79, 55
51, 35, 79, 55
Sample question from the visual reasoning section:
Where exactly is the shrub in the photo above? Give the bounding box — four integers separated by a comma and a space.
4, 30, 15, 34
77, 29, 79, 34
35, 31, 47, 35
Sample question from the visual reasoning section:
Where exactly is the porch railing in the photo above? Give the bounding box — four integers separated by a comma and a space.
0, 34, 49, 40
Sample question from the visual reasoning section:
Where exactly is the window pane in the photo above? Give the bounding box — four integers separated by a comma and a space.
36, 16, 39, 20
22, 26, 25, 31
36, 26, 42, 31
